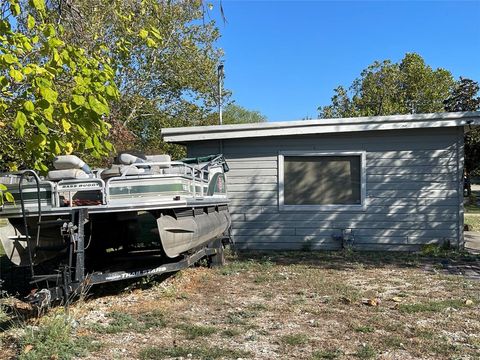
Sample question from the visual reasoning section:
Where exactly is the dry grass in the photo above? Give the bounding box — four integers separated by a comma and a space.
0, 250, 479, 359
465, 214, 480, 232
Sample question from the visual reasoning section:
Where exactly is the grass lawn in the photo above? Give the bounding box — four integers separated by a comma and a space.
465, 214, 480, 232
464, 191, 480, 214
1, 251, 479, 360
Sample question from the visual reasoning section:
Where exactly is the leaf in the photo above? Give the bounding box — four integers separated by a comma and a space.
13, 111, 27, 137
84, 137, 94, 149
43, 106, 54, 122
27, 14, 35, 30
10, 2, 20, 16
39, 87, 58, 104
146, 38, 156, 48
139, 29, 148, 39
43, 24, 55, 37
149, 28, 162, 41
105, 85, 117, 98
88, 95, 109, 115
5, 192, 15, 203
65, 142, 73, 154
9, 67, 23, 82
76, 125, 87, 136
35, 77, 52, 89
32, 133, 47, 148
53, 140, 61, 154
48, 38, 64, 48
1, 54, 17, 65
30, 0, 46, 12
0, 184, 6, 191
23, 100, 34, 113
61, 118, 71, 132
72, 94, 85, 106
34, 120, 49, 134
22, 66, 34, 75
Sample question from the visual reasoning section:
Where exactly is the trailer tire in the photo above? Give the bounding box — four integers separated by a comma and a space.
207, 238, 225, 267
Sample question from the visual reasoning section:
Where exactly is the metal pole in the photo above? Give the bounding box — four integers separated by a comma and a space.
218, 64, 224, 125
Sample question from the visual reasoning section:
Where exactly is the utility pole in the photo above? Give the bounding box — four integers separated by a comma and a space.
218, 63, 224, 125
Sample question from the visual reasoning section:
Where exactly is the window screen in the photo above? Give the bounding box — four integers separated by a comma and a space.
283, 156, 361, 205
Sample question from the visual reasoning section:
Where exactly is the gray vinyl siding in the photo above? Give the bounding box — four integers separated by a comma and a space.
187, 127, 464, 251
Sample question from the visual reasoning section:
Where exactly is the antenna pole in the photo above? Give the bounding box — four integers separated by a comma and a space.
218, 64, 224, 125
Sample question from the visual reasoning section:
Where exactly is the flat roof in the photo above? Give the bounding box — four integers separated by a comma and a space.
162, 111, 480, 143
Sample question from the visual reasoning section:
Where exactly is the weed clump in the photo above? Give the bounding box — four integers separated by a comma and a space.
398, 299, 467, 313
281, 333, 309, 346
139, 345, 250, 360
175, 323, 217, 339
19, 314, 100, 360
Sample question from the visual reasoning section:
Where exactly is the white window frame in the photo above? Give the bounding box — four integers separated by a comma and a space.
278, 150, 366, 212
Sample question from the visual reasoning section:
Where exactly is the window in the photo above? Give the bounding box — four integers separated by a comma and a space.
278, 151, 366, 211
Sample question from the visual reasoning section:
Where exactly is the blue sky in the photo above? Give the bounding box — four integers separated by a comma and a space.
210, 1, 480, 121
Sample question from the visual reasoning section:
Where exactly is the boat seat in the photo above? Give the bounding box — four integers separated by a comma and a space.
47, 155, 92, 180
101, 164, 147, 179
145, 155, 171, 168
53, 155, 91, 173
116, 153, 146, 165
47, 169, 90, 181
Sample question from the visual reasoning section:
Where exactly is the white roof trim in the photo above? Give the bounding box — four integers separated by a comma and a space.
162, 111, 480, 143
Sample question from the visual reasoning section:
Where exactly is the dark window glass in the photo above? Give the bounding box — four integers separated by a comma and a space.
284, 156, 361, 205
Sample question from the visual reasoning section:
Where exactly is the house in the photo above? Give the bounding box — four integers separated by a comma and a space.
162, 111, 480, 251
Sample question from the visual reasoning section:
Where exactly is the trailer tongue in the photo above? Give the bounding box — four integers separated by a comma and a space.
0, 153, 232, 305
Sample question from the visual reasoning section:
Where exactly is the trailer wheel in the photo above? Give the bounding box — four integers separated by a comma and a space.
207, 238, 225, 267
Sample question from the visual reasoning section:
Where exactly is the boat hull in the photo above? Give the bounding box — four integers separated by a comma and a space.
158, 207, 231, 258
0, 206, 231, 266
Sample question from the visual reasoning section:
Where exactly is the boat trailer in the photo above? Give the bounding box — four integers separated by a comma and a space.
4, 206, 228, 308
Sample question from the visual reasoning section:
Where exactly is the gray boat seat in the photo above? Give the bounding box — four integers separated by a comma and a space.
53, 155, 91, 173
117, 153, 146, 165
47, 155, 92, 180
47, 169, 90, 181
101, 164, 146, 179
145, 154, 171, 168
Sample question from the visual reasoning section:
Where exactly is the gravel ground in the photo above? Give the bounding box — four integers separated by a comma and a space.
1, 251, 480, 360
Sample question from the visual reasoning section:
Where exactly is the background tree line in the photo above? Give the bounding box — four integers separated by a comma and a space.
318, 53, 480, 177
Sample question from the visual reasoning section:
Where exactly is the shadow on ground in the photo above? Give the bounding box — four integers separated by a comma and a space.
233, 248, 480, 281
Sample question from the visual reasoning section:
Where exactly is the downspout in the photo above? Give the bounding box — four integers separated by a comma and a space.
457, 126, 465, 250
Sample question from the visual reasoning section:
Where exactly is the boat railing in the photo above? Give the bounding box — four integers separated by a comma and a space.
104, 161, 210, 200
0, 171, 56, 210
0, 158, 221, 211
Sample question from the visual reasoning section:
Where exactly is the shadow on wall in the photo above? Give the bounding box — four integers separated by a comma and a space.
222, 133, 462, 252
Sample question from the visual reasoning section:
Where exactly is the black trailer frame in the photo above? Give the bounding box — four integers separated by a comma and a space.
23, 207, 228, 307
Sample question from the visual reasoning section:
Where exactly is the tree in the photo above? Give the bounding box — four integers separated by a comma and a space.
319, 53, 455, 118
444, 78, 480, 190
220, 103, 267, 125
41, 0, 225, 157
444, 77, 480, 112
0, 0, 118, 173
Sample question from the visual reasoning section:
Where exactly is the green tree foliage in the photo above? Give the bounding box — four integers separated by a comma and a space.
444, 78, 480, 176
318, 53, 455, 118
0, 0, 118, 172
221, 103, 267, 125
43, 0, 225, 157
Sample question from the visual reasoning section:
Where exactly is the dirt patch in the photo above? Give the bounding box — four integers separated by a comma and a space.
1, 251, 480, 359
